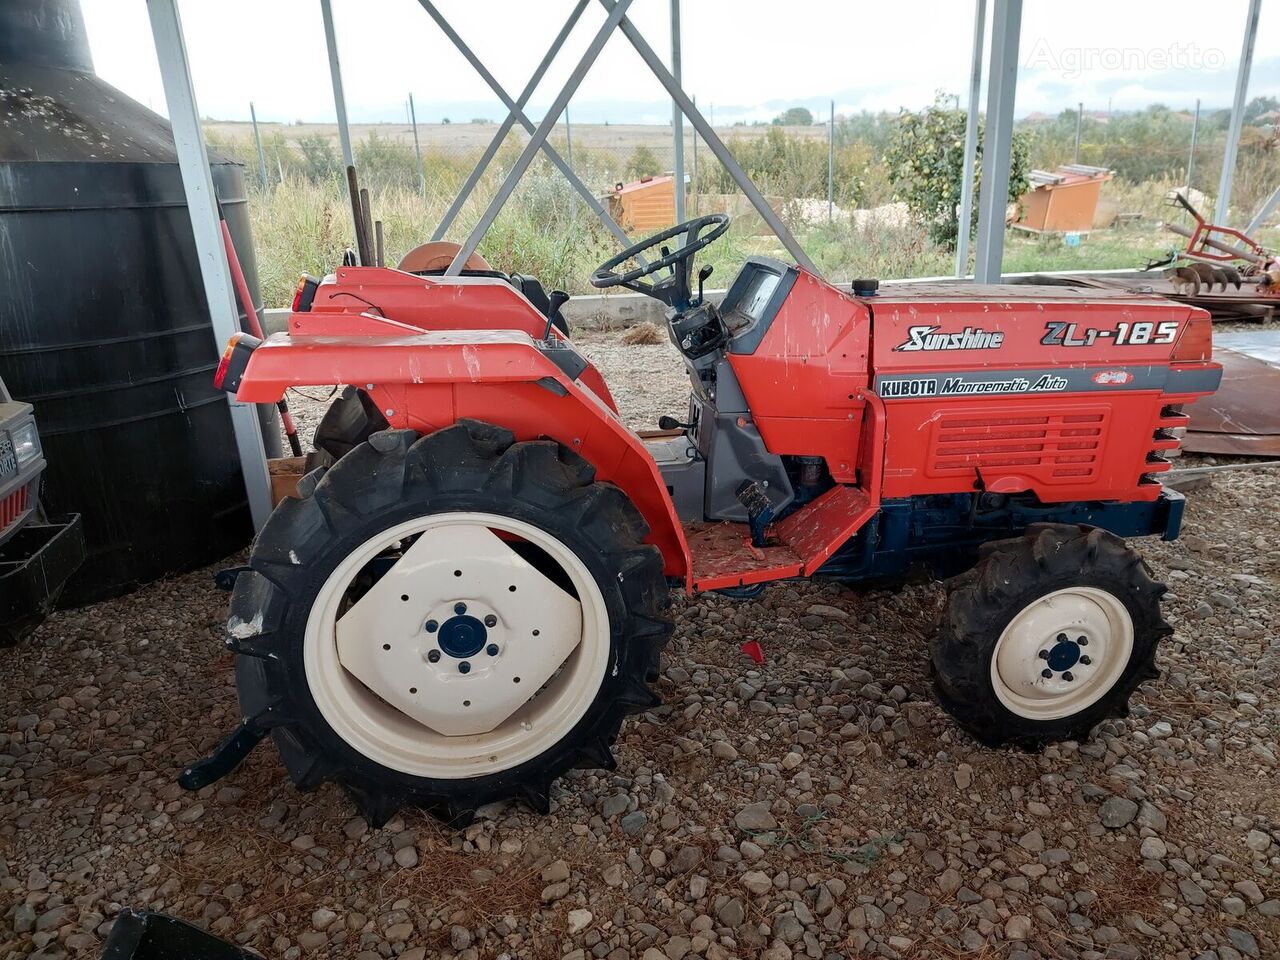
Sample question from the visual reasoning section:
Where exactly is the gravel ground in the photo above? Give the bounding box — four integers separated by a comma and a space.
3, 331, 1279, 960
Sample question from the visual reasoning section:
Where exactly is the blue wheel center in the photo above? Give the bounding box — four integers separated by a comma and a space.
437, 615, 487, 659
1047, 639, 1081, 672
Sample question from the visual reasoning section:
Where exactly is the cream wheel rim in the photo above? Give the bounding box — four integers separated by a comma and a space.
990, 586, 1134, 721
303, 512, 610, 778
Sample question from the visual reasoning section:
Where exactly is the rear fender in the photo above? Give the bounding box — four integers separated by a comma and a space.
235, 327, 689, 577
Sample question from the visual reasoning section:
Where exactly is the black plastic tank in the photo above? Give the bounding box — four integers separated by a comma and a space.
0, 0, 282, 605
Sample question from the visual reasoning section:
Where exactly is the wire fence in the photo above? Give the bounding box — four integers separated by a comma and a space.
204, 98, 1280, 307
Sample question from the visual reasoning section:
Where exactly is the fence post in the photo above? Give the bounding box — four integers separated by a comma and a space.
1073, 101, 1083, 163
1187, 98, 1200, 190
250, 101, 268, 190
827, 100, 835, 223
409, 92, 425, 197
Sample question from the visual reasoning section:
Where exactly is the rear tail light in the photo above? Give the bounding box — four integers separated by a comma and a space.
214, 333, 261, 393
292, 274, 320, 312
1171, 314, 1212, 362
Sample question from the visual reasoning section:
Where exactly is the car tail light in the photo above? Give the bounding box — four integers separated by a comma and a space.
292, 274, 320, 312
1171, 314, 1212, 362
213, 333, 261, 392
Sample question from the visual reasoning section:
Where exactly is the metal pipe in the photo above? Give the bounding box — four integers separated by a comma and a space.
374, 219, 385, 268
670, 0, 685, 225
1216, 0, 1262, 225
564, 106, 573, 170
691, 94, 698, 216
146, 0, 272, 529
250, 101, 268, 190
409, 92, 425, 198
359, 187, 375, 266
446, 0, 637, 274
346, 165, 370, 264
955, 0, 986, 278
1163, 222, 1267, 265
416, 0, 637, 259
972, 0, 1021, 284
598, 0, 816, 273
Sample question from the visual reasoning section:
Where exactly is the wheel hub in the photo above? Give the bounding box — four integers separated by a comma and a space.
1044, 634, 1084, 673
435, 612, 489, 659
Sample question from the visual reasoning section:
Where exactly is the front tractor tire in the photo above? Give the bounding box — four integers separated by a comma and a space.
931, 524, 1171, 749
228, 419, 671, 826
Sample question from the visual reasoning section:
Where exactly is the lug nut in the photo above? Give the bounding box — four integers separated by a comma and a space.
484, 614, 498, 627
1041, 668, 1053, 679
1038, 649, 1050, 660
458, 661, 471, 674
1079, 655, 1092, 665
1077, 636, 1088, 645
425, 620, 438, 633
454, 602, 467, 615
1062, 671, 1074, 682
486, 643, 499, 657
427, 649, 441, 663
1056, 633, 1067, 642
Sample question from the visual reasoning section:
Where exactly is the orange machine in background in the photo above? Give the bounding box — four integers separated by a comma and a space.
606, 174, 677, 232
1016, 164, 1113, 234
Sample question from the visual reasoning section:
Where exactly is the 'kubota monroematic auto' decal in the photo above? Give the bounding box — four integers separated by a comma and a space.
1042, 320, 1179, 347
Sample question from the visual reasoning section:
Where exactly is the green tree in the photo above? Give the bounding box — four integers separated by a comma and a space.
773, 106, 814, 126
297, 135, 339, 183
884, 95, 1030, 249
625, 144, 661, 179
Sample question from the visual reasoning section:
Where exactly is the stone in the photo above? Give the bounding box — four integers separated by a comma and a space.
567, 909, 592, 934
542, 859, 571, 883
394, 846, 418, 868
1005, 916, 1032, 941
621, 810, 649, 836
954, 764, 973, 790
938, 868, 963, 895
1245, 829, 1272, 853
1099, 796, 1139, 828
1226, 927, 1259, 958
1139, 837, 1167, 860
735, 802, 777, 832
602, 794, 630, 818
450, 925, 472, 950
311, 908, 337, 931
541, 881, 571, 902
717, 897, 746, 928
711, 741, 738, 761
741, 871, 771, 895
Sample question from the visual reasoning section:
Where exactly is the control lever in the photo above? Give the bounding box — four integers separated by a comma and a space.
696, 264, 713, 304
735, 479, 777, 548
543, 290, 570, 340
657, 415, 693, 431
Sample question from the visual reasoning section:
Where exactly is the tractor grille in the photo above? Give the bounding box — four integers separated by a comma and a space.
0, 436, 15, 479
0, 483, 29, 532
929, 411, 1106, 481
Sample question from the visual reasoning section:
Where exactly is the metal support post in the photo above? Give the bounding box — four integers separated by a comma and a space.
1245, 184, 1280, 236
146, 0, 272, 530
670, 0, 685, 224
565, 106, 573, 169
955, 0, 986, 277
598, 0, 815, 272
409, 92, 425, 197
446, 0, 636, 274
250, 101, 268, 190
320, 0, 355, 171
1216, 0, 1262, 225
972, 0, 1021, 284
1073, 101, 1083, 163
691, 94, 698, 215
418, 0, 635, 258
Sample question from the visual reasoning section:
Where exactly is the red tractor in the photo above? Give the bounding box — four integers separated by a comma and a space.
191, 215, 1220, 826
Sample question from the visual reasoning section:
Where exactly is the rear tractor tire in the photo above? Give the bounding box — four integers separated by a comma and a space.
228, 419, 671, 826
931, 523, 1170, 749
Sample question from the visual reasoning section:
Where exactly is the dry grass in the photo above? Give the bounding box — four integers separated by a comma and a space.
621, 321, 665, 346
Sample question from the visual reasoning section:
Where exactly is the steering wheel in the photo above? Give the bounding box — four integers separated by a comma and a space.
590, 214, 730, 308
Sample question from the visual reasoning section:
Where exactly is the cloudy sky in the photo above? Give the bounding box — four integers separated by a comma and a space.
82, 0, 1279, 125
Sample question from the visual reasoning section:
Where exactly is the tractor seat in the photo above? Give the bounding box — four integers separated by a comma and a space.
407, 267, 571, 337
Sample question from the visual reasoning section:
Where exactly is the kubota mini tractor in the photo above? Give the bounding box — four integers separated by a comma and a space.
189, 214, 1220, 826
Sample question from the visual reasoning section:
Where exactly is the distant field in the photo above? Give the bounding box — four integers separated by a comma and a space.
204, 120, 828, 155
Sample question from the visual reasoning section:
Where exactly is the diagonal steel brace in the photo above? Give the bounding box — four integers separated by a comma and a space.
431, 0, 589, 241
416, 0, 639, 259
596, 0, 815, 273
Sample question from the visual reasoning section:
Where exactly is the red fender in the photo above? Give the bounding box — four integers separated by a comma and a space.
234, 320, 691, 579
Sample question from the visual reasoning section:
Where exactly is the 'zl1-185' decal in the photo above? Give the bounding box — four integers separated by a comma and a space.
894, 325, 1005, 351
1042, 320, 1179, 347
